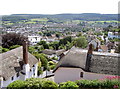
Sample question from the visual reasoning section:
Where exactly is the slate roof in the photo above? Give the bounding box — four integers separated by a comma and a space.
0, 46, 38, 80
53, 47, 88, 72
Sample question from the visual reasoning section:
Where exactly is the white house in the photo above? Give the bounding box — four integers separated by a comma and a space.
108, 32, 120, 39
28, 36, 42, 45
0, 41, 38, 88
53, 47, 119, 83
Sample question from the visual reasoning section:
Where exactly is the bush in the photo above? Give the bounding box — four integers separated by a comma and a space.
7, 80, 27, 89
59, 81, 79, 89
42, 80, 58, 89
75, 77, 120, 88
25, 78, 43, 89
75, 79, 100, 88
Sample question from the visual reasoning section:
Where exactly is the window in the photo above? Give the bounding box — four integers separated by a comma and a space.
80, 72, 84, 78
16, 72, 19, 77
11, 76, 14, 80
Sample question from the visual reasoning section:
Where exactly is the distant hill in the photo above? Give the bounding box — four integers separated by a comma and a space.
2, 13, 118, 22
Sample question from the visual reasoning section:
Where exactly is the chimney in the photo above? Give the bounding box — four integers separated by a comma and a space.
85, 44, 93, 71
87, 44, 93, 54
23, 40, 28, 64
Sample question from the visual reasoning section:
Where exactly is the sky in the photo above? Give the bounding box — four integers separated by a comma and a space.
0, 0, 119, 15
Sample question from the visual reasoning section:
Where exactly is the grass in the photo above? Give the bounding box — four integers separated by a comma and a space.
31, 18, 49, 22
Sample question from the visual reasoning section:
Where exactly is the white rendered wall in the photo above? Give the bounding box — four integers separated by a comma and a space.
1, 63, 38, 88
54, 67, 115, 83
54, 67, 83, 83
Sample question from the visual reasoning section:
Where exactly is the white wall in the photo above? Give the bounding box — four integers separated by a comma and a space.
54, 67, 83, 83
1, 63, 38, 88
54, 67, 115, 83
2, 73, 20, 87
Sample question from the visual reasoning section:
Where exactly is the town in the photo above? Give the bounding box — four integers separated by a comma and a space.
0, 13, 120, 89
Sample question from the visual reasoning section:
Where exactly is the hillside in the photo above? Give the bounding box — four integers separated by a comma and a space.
2, 13, 118, 22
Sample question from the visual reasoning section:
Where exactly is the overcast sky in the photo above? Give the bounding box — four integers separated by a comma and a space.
0, 0, 119, 15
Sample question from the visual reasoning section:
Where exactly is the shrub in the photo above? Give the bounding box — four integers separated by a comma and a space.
7, 80, 27, 89
75, 76, 120, 88
75, 79, 100, 88
42, 80, 58, 89
59, 81, 79, 89
25, 78, 43, 89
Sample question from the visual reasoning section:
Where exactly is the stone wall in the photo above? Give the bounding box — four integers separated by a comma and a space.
89, 52, 120, 75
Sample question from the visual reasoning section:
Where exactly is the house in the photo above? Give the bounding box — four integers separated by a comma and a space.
0, 41, 38, 88
108, 32, 120, 39
89, 38, 101, 50
53, 46, 119, 83
42, 49, 65, 60
28, 36, 42, 45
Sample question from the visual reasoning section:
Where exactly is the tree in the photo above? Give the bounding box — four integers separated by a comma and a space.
76, 32, 82, 37
59, 36, 72, 45
49, 41, 59, 50
2, 33, 28, 48
37, 41, 49, 49
74, 36, 88, 48
33, 53, 48, 70
56, 33, 60, 39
